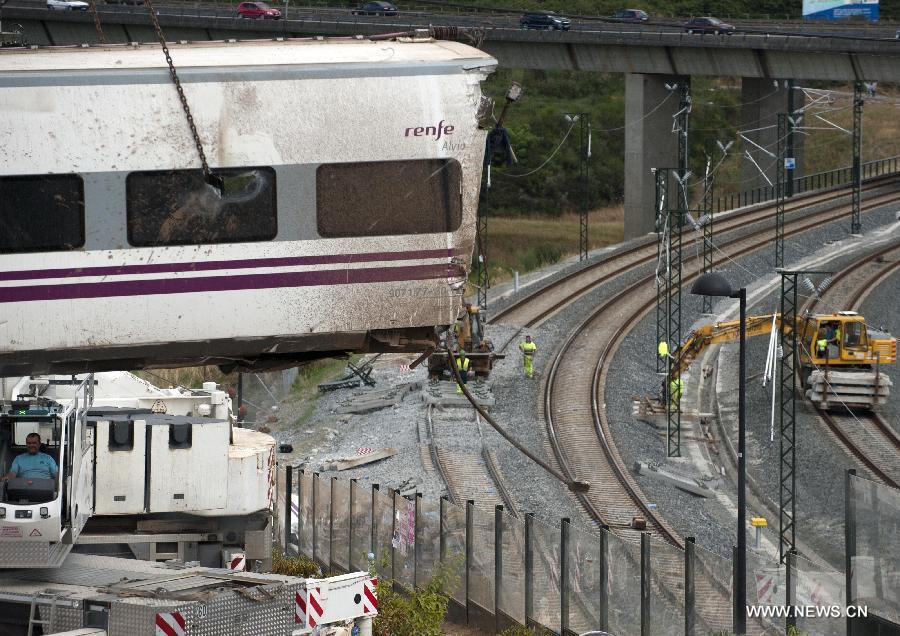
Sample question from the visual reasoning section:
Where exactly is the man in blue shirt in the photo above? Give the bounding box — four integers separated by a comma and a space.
1, 433, 58, 482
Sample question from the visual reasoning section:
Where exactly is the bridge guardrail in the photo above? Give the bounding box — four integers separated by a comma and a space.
714, 155, 900, 214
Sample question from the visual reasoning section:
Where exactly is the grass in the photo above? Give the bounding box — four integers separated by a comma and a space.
286, 356, 358, 429
476, 206, 624, 286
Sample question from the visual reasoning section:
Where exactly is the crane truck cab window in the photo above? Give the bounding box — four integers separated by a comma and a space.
126, 167, 277, 247
316, 159, 462, 237
0, 174, 85, 254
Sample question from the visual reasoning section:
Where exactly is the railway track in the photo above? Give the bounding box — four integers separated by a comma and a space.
491, 175, 900, 329
420, 403, 518, 515
540, 185, 900, 634
804, 240, 900, 489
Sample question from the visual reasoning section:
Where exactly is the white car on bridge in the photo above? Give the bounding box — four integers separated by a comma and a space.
47, 0, 89, 9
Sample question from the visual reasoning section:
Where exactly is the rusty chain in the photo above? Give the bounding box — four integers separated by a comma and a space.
144, 0, 212, 182
86, 0, 106, 44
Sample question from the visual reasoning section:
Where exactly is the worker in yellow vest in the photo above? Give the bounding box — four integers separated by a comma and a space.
669, 378, 684, 410
519, 335, 537, 378
455, 350, 471, 394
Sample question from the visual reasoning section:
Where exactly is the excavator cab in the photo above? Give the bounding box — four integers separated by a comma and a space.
803, 312, 886, 367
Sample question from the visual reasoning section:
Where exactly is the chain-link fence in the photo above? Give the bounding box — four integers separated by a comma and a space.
277, 466, 897, 635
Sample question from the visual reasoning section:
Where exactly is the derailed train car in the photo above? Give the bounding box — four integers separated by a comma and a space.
0, 37, 496, 374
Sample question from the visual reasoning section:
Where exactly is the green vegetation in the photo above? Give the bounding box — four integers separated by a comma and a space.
474, 208, 623, 284
373, 562, 460, 636
271, 550, 322, 577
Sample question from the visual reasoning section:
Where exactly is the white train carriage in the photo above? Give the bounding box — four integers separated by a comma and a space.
0, 38, 496, 374
0, 373, 276, 568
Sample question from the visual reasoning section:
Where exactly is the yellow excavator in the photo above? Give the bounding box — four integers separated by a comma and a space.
668, 311, 896, 408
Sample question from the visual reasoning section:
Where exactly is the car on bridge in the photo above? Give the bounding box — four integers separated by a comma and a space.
611, 9, 649, 22
236, 1, 282, 19
351, 1, 398, 16
46, 0, 88, 10
520, 11, 571, 31
683, 16, 734, 34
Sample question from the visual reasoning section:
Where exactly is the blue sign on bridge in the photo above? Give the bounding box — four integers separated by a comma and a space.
803, 0, 879, 21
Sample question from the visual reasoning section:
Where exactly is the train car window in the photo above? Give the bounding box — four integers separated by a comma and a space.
126, 167, 277, 247
0, 174, 84, 253
316, 159, 462, 237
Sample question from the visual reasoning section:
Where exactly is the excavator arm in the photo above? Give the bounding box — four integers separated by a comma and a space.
668, 314, 788, 382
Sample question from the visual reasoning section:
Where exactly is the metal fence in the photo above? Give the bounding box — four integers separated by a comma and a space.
846, 471, 900, 629
275, 466, 836, 635
713, 155, 900, 214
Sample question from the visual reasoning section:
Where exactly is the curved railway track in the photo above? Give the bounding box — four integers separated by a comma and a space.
805, 240, 900, 489
539, 184, 900, 634
491, 175, 900, 329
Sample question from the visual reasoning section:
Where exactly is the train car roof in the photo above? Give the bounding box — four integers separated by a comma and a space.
0, 37, 496, 72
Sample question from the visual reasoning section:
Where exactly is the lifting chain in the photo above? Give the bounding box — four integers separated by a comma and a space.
144, 0, 213, 183
86, 0, 106, 44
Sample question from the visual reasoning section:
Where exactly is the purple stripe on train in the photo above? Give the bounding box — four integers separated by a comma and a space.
0, 248, 456, 282
0, 264, 462, 303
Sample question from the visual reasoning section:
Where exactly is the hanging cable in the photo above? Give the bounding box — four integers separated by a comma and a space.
445, 335, 589, 494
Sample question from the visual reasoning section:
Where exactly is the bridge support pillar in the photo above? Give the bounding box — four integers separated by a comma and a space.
740, 78, 804, 195
624, 73, 684, 240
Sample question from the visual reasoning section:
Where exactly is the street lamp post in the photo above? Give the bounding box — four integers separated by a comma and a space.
690, 272, 747, 635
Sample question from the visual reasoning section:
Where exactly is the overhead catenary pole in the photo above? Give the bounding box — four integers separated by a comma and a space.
701, 154, 714, 314
667, 80, 690, 458
655, 167, 671, 375
778, 270, 797, 561
579, 113, 591, 261
851, 82, 864, 235
777, 268, 830, 562
775, 114, 788, 268
476, 175, 489, 312
477, 82, 522, 313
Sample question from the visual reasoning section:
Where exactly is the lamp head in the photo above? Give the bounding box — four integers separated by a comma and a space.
690, 272, 733, 297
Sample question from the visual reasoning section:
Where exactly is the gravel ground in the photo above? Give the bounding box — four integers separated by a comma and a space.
860, 266, 900, 433
254, 203, 898, 567
605, 206, 899, 563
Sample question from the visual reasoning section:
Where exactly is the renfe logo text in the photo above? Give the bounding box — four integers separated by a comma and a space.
405, 120, 455, 140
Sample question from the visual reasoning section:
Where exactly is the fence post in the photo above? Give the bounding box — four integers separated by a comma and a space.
284, 465, 293, 556
390, 490, 397, 585
439, 496, 448, 566
733, 545, 739, 633
845, 469, 857, 636
786, 548, 797, 632
312, 472, 318, 566
525, 512, 534, 627
641, 532, 650, 636
494, 505, 503, 633
599, 524, 609, 631
329, 476, 337, 573
685, 536, 695, 636
465, 500, 474, 626
560, 517, 570, 634
349, 478, 356, 570
371, 483, 379, 564
414, 492, 422, 589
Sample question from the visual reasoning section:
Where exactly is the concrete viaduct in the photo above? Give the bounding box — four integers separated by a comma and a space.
4, 4, 900, 238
